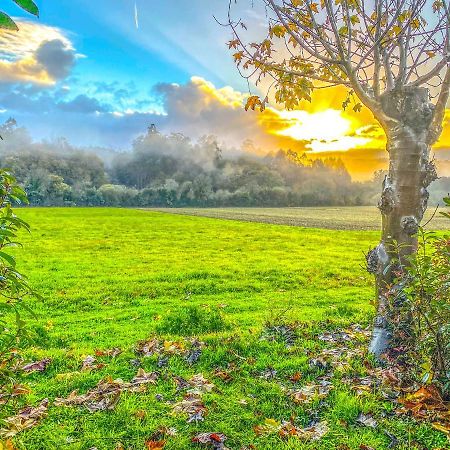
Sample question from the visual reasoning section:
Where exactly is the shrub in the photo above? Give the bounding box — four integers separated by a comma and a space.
0, 169, 38, 401
394, 198, 450, 396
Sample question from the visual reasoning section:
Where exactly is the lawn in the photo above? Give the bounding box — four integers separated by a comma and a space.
2, 208, 447, 449
147, 206, 450, 230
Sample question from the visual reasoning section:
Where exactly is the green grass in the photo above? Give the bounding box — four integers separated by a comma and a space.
2, 208, 447, 449
147, 206, 450, 230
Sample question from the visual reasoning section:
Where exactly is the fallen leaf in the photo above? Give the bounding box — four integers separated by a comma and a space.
356, 413, 377, 428
192, 432, 228, 449
187, 374, 215, 394
134, 409, 146, 419
0, 398, 49, 438
290, 378, 333, 404
0, 439, 17, 450
21, 358, 51, 373
145, 440, 166, 449
81, 355, 105, 371
289, 372, 302, 382
95, 347, 122, 358
172, 394, 207, 423
131, 368, 158, 387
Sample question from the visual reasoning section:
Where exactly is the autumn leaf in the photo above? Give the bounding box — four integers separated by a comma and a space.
21, 358, 51, 373
227, 39, 239, 49
245, 96, 265, 112
431, 421, 450, 435
289, 372, 302, 382
192, 432, 228, 449
0, 440, 17, 450
233, 52, 244, 63
145, 439, 166, 449
0, 399, 49, 438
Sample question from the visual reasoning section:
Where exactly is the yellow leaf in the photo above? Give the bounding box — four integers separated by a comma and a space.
233, 51, 244, 62
245, 96, 265, 112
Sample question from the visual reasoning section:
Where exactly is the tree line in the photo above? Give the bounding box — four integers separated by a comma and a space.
0, 119, 448, 208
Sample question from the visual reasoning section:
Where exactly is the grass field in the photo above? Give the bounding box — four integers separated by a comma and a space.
148, 206, 450, 230
2, 208, 447, 449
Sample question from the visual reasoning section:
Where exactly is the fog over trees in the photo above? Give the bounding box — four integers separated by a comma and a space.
0, 118, 448, 208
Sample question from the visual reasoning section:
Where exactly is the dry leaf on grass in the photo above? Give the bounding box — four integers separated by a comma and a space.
0, 440, 18, 450
21, 358, 51, 373
172, 393, 207, 423
290, 378, 333, 404
81, 355, 105, 371
397, 385, 450, 435
187, 374, 215, 394
192, 432, 228, 449
145, 439, 166, 449
55, 369, 158, 412
254, 418, 329, 441
356, 413, 377, 428
0, 399, 49, 438
95, 347, 122, 358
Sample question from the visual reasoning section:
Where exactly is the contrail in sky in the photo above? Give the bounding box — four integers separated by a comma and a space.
134, 1, 139, 29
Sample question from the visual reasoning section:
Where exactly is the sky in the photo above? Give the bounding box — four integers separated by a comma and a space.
0, 0, 449, 180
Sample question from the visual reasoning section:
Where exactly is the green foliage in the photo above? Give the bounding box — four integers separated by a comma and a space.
1, 119, 449, 208
0, 0, 39, 30
0, 169, 38, 408
394, 212, 450, 396
441, 196, 450, 219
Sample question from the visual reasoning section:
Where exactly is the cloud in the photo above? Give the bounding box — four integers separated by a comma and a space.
1, 74, 448, 180
153, 77, 287, 152
57, 95, 108, 113
0, 20, 76, 85
35, 39, 76, 80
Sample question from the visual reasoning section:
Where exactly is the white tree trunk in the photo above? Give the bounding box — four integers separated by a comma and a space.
367, 87, 438, 357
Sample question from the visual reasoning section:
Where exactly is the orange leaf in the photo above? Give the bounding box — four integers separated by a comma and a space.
145, 440, 166, 450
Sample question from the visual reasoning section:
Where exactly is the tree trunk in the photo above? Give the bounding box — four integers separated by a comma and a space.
367, 87, 438, 357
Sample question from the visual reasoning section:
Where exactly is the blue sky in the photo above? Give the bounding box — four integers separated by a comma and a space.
0, 0, 263, 148
0, 0, 449, 180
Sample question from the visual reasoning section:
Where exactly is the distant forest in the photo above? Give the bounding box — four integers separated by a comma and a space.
0, 118, 448, 207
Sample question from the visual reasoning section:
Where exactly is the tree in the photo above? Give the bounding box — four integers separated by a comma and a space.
0, 0, 39, 30
226, 0, 450, 357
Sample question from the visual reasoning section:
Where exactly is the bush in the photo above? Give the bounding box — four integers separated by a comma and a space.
0, 169, 38, 402
394, 198, 450, 396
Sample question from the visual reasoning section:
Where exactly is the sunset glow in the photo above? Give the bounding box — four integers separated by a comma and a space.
274, 109, 371, 152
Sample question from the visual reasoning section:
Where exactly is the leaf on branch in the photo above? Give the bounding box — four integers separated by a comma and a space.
227, 39, 239, 50
245, 96, 265, 112
232, 51, 244, 63
13, 0, 39, 17
0, 13, 18, 31
270, 25, 286, 38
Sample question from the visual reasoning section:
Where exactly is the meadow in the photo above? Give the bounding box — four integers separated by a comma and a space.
149, 206, 449, 230
3, 207, 448, 449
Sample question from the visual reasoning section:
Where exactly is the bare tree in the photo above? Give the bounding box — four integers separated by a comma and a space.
225, 0, 449, 357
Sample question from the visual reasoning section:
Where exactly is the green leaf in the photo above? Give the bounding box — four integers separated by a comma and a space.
0, 12, 18, 30
0, 250, 16, 267
12, 0, 39, 17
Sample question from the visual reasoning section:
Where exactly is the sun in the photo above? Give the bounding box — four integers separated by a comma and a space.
274, 109, 371, 152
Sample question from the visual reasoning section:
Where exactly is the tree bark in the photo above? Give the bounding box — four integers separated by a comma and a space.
367, 87, 438, 358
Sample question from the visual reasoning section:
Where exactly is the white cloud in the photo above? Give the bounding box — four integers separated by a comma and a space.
0, 20, 76, 85
0, 20, 73, 60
